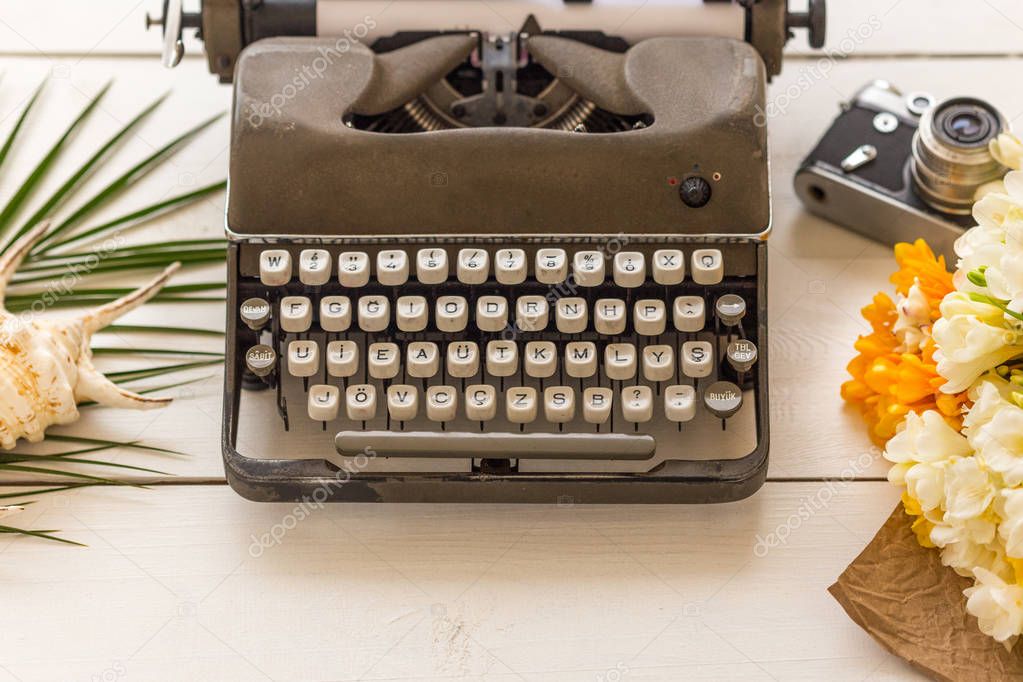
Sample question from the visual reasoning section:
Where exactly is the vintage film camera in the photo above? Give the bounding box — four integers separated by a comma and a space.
795, 80, 1011, 262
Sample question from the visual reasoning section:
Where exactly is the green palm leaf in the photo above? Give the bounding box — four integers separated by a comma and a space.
35, 112, 224, 249
37, 181, 227, 253
0, 525, 84, 546
13, 93, 169, 245
0, 80, 230, 544
102, 324, 223, 337
0, 82, 112, 238
0, 80, 44, 175
0, 484, 95, 500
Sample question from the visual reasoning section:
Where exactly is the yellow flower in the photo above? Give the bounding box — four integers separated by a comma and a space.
842, 240, 967, 444
902, 491, 936, 548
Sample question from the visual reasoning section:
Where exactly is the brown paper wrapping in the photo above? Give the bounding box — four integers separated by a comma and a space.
830, 506, 1023, 681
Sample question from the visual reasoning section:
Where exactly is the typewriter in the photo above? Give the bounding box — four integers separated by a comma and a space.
150, 0, 825, 503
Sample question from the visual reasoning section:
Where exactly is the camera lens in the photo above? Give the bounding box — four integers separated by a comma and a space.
936, 101, 999, 147
946, 112, 985, 142
911, 97, 1008, 215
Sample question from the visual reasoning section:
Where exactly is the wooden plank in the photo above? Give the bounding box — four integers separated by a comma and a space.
1, 55, 1018, 482
1, 0, 1021, 58
786, 0, 1023, 56
0, 481, 927, 681
0, 0, 204, 57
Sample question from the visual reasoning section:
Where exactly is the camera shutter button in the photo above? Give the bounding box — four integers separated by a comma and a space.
679, 176, 712, 208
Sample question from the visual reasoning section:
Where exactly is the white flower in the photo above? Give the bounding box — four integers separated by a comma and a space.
933, 313, 1023, 393
992, 133, 1023, 171
971, 403, 1023, 486
932, 512, 997, 549
964, 378, 1016, 431
998, 489, 1023, 558
893, 282, 931, 353
984, 249, 1023, 303
885, 411, 971, 510
904, 462, 946, 512
886, 411, 972, 464
938, 535, 1007, 579
959, 175, 1023, 276
939, 291, 1004, 325
965, 567, 1023, 643
944, 457, 997, 523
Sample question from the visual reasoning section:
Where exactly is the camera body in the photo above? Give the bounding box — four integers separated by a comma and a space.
795, 81, 1009, 263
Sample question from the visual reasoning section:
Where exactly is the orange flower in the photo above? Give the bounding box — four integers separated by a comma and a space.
841, 240, 967, 445
890, 239, 954, 321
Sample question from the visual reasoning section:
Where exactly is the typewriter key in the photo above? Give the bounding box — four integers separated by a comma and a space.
307, 385, 340, 422
715, 294, 747, 327
726, 340, 758, 373
665, 385, 697, 423
245, 344, 276, 377
653, 249, 685, 285
703, 381, 743, 420
239, 297, 271, 330
377, 250, 409, 286
691, 249, 724, 285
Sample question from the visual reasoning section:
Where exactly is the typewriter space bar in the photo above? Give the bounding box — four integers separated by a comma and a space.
335, 431, 656, 460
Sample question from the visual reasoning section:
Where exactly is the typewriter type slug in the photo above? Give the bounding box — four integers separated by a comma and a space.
0, 221, 180, 449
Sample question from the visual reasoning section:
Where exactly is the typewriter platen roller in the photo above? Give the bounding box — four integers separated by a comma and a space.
151, 0, 824, 80
151, 0, 825, 503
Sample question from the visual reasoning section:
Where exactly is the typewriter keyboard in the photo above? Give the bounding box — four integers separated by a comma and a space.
230, 241, 764, 474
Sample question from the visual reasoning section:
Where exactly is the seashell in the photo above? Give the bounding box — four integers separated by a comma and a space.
0, 221, 181, 449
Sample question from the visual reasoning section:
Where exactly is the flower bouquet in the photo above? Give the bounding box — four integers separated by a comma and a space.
833, 134, 1023, 675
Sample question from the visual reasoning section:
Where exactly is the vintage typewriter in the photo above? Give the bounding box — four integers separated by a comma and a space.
150, 0, 825, 502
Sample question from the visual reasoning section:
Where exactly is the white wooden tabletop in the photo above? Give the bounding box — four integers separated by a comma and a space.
2, 1, 1019, 680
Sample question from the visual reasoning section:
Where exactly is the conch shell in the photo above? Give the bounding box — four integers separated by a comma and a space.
0, 221, 181, 449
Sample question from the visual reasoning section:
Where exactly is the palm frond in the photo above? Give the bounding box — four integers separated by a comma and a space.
37, 181, 227, 253
102, 324, 223, 337
0, 82, 112, 239
3, 282, 226, 312
91, 347, 223, 358
43, 434, 186, 456
106, 359, 224, 383
0, 80, 44, 175
36, 112, 224, 248
13, 93, 169, 245
0, 484, 96, 500
0, 525, 84, 546
0, 80, 229, 544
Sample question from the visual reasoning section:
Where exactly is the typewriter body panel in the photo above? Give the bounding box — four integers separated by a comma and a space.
154, 0, 827, 503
